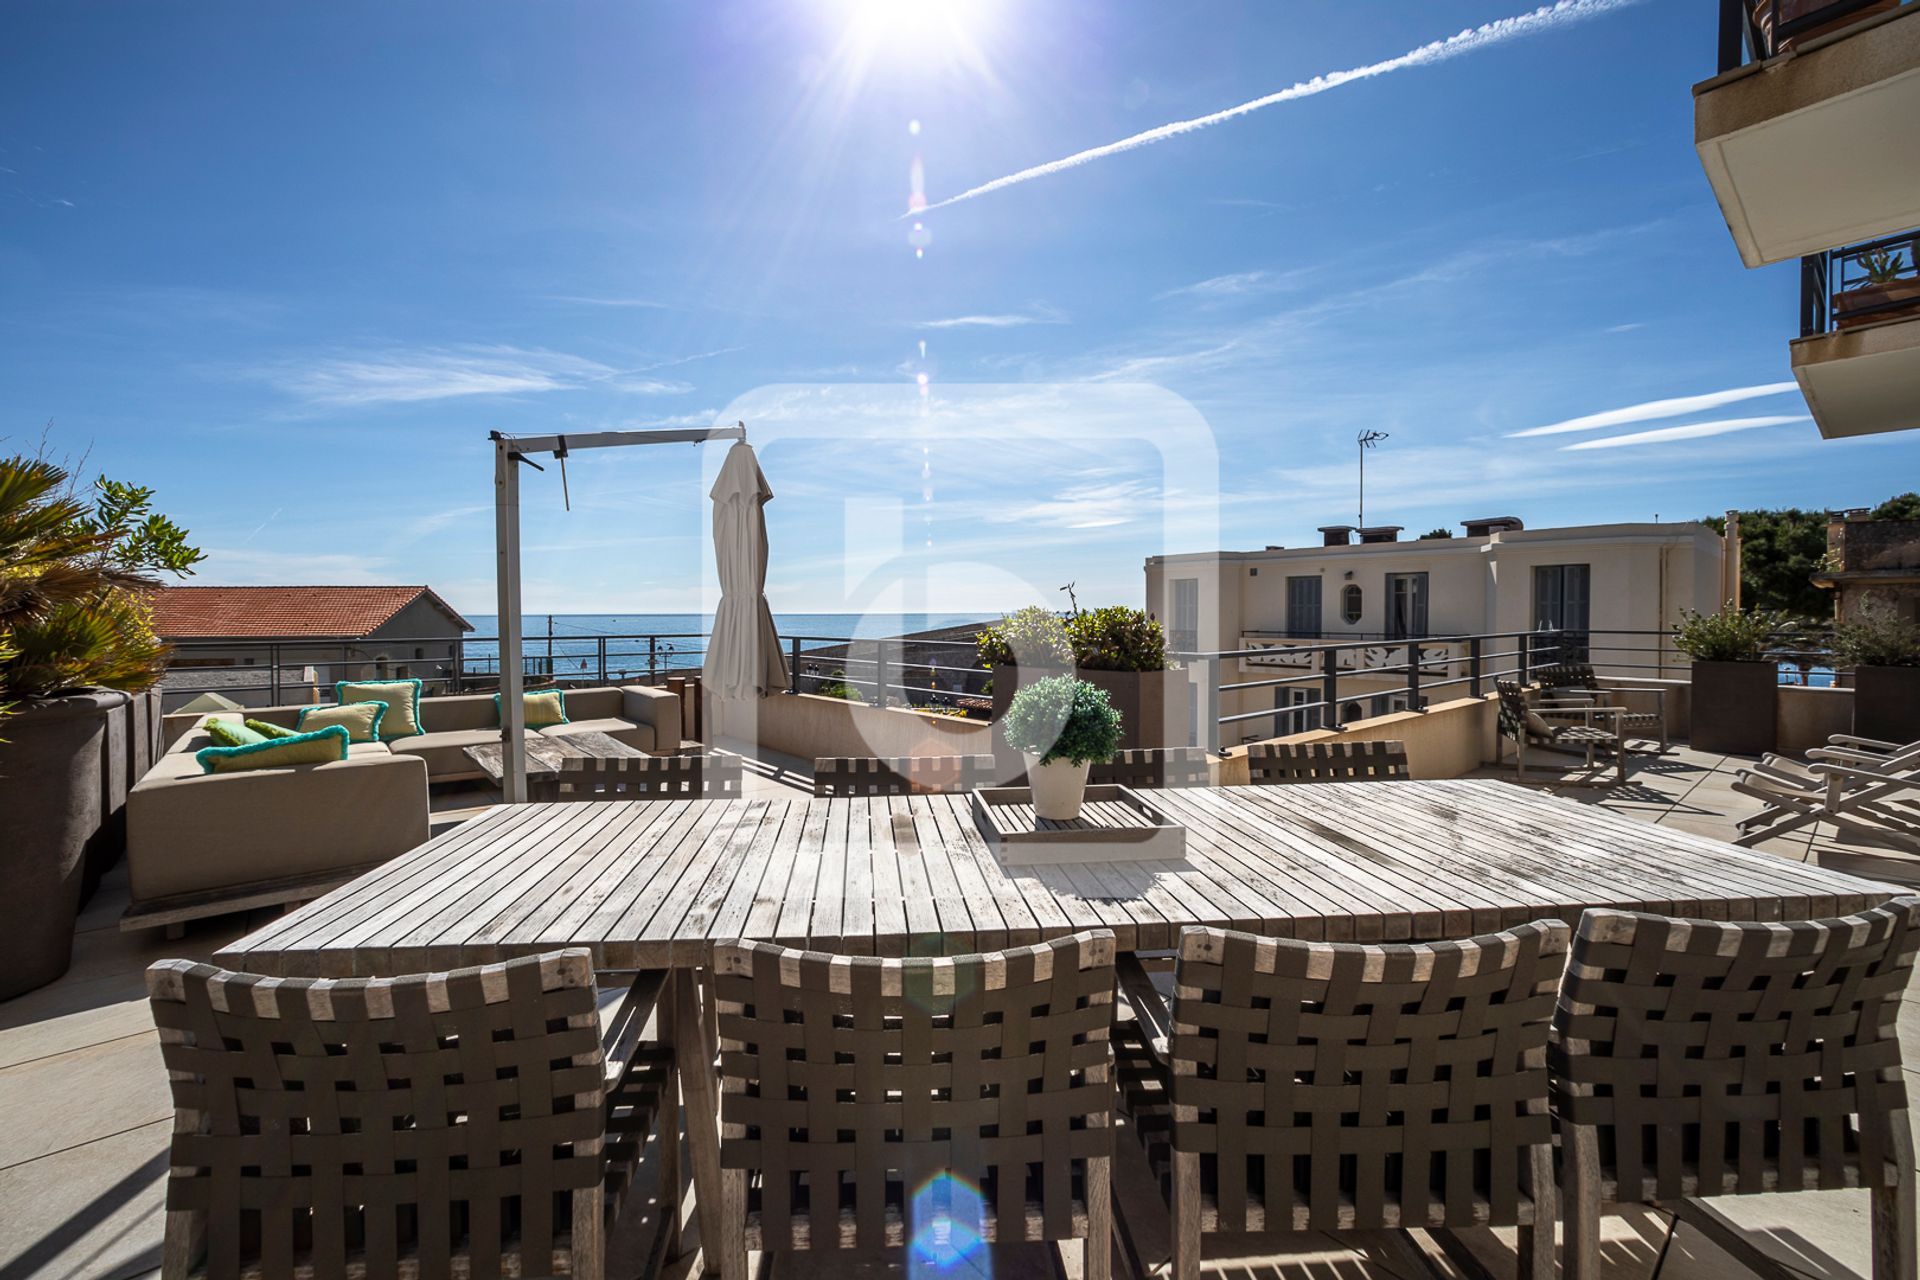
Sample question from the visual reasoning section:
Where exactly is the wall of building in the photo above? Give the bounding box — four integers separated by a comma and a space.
712, 691, 994, 765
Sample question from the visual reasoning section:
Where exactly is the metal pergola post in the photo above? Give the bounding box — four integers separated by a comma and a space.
491, 423, 747, 804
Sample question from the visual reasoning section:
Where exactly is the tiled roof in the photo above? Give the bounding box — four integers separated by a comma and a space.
150, 586, 474, 639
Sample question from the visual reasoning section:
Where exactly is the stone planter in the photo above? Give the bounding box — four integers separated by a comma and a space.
990, 666, 1192, 779
1024, 754, 1090, 821
1852, 665, 1920, 744
1688, 661, 1777, 756
0, 688, 130, 1000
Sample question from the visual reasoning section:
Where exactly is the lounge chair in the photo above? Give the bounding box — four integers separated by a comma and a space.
1533, 661, 1668, 748
147, 948, 673, 1280
1552, 901, 1920, 1280
1244, 739, 1410, 784
1114, 922, 1567, 1280
552, 751, 744, 801
1089, 746, 1210, 789
1732, 747, 1920, 852
811, 753, 995, 796
1496, 680, 1630, 785
709, 930, 1117, 1279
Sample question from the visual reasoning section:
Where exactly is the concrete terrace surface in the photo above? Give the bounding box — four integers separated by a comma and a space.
1, 747, 1914, 1280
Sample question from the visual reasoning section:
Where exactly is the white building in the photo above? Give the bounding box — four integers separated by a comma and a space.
1145, 518, 1727, 745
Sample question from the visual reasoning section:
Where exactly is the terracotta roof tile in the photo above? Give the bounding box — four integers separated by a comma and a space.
151, 586, 473, 639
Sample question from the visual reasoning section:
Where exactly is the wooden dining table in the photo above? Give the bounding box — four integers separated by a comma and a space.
215, 779, 1898, 1268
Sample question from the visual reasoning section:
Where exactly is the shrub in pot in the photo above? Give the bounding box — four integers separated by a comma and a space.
976, 605, 1072, 673
0, 456, 202, 998
1672, 604, 1784, 755
1832, 602, 1920, 743
1834, 248, 1920, 330
999, 675, 1122, 821
1067, 605, 1191, 753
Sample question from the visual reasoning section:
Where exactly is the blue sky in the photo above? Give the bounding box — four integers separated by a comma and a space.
5, 1, 1913, 618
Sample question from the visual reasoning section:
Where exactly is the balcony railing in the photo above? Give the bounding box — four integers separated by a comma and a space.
1718, 0, 1904, 73
1800, 231, 1920, 337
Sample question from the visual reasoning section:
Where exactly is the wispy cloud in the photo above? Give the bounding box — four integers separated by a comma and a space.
245, 344, 696, 407
197, 547, 392, 583
1604, 322, 1645, 334
915, 307, 1065, 329
1561, 415, 1809, 450
1157, 269, 1312, 301
914, 0, 1641, 215
1509, 381, 1800, 438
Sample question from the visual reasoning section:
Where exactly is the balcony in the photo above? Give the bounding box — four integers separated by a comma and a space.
1790, 230, 1920, 436
1695, 0, 1920, 267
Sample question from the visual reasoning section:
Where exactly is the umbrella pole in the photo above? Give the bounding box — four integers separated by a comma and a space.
493, 434, 528, 804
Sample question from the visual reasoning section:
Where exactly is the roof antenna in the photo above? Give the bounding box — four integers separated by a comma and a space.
555, 435, 571, 511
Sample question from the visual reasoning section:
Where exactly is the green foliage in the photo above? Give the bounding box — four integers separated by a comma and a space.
976, 605, 1071, 670
1672, 604, 1787, 663
1419, 527, 1453, 540
812, 667, 864, 703
0, 453, 201, 706
1861, 248, 1909, 285
1066, 605, 1169, 672
999, 675, 1122, 765
1832, 602, 1920, 669
1870, 492, 1920, 521
1698, 506, 1835, 620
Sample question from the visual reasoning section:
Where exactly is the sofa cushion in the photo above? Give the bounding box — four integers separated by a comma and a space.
246, 718, 300, 740
197, 725, 351, 774
298, 700, 386, 743
388, 728, 501, 777
496, 688, 568, 729
418, 693, 498, 733
538, 717, 656, 753
203, 718, 267, 748
561, 688, 622, 721
338, 678, 423, 739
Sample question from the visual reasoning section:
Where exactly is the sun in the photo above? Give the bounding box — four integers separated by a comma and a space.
826, 0, 1005, 83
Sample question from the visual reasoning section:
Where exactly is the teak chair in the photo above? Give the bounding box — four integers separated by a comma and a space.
1496, 680, 1629, 785
1244, 739, 1410, 784
1089, 746, 1210, 790
1534, 662, 1668, 748
811, 753, 996, 796
552, 751, 743, 801
710, 930, 1117, 1279
1114, 921, 1568, 1280
1552, 900, 1920, 1280
147, 949, 672, 1280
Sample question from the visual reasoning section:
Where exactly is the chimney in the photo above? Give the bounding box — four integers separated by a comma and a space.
1356, 526, 1403, 544
1461, 516, 1524, 537
1317, 525, 1354, 547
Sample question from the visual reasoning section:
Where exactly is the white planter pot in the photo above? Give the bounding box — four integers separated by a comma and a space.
1024, 754, 1091, 821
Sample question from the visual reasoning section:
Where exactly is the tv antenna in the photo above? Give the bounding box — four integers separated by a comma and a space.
1356, 430, 1388, 526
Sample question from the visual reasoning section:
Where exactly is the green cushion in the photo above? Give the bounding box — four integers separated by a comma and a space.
298, 700, 387, 743
495, 688, 568, 729
245, 718, 299, 740
196, 725, 350, 774
337, 678, 423, 739
202, 718, 266, 748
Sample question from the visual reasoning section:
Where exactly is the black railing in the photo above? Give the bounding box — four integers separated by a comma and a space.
1718, 0, 1902, 72
1799, 230, 1920, 337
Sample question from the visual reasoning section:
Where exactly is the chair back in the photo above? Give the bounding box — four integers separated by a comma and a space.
1089, 747, 1209, 790
812, 754, 995, 796
712, 930, 1116, 1252
147, 950, 609, 1280
1245, 739, 1409, 784
1551, 899, 1920, 1202
1165, 921, 1566, 1233
1535, 662, 1600, 692
555, 752, 742, 800
1495, 680, 1535, 741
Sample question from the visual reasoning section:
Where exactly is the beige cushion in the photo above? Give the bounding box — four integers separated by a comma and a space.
538, 717, 657, 753
512, 689, 568, 729
297, 701, 386, 743
561, 688, 621, 720
388, 728, 502, 777
419, 693, 498, 733
339, 679, 423, 739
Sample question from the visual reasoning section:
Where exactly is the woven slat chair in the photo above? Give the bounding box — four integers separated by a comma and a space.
811, 753, 995, 796
1244, 739, 1410, 784
1496, 679, 1627, 785
1552, 900, 1920, 1280
1114, 922, 1567, 1280
1534, 662, 1668, 749
710, 930, 1117, 1279
1089, 747, 1210, 790
147, 948, 672, 1280
554, 751, 743, 801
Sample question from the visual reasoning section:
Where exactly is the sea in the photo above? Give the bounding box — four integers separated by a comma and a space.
462, 613, 993, 678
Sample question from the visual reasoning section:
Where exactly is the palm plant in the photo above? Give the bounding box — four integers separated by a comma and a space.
0, 454, 202, 711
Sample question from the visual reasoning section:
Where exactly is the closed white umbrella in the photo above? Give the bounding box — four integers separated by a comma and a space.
706, 440, 788, 701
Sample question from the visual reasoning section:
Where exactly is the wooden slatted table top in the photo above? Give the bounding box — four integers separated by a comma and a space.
215, 780, 1900, 978
462, 730, 645, 785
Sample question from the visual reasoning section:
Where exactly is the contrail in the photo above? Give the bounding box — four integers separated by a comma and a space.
910, 0, 1641, 217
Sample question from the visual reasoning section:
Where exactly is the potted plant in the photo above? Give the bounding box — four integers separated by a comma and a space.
0, 456, 202, 999
1672, 604, 1784, 755
999, 674, 1122, 821
1834, 247, 1920, 330
1832, 602, 1920, 742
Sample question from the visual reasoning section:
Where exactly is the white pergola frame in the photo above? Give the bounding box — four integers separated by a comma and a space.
490, 424, 746, 803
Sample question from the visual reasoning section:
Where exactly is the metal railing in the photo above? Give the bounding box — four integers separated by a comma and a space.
1799, 230, 1920, 337
1718, 0, 1903, 72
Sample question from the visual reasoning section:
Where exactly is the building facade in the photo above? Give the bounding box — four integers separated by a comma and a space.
1815, 512, 1920, 622
1146, 519, 1726, 746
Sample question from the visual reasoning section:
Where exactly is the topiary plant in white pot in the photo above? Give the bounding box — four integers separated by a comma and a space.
999, 674, 1122, 821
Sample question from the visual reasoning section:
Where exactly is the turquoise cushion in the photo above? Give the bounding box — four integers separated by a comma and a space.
298, 700, 387, 743
245, 718, 299, 740
202, 718, 267, 748
196, 725, 351, 774
336, 678, 423, 739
